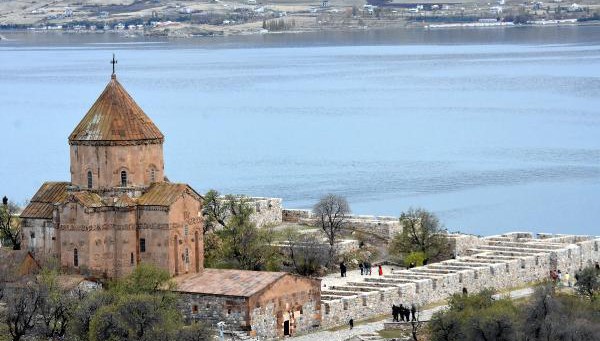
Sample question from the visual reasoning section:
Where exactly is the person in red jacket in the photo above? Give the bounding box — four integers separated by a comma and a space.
378, 264, 383, 276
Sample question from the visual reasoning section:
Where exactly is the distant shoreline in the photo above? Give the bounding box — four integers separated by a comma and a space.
1, 19, 599, 41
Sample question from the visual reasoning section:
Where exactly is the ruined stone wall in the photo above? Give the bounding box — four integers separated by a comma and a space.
344, 216, 402, 240
319, 233, 600, 329
448, 234, 484, 257
248, 197, 282, 228
70, 143, 164, 189
282, 209, 313, 223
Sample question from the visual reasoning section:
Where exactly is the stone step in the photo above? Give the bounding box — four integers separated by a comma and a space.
473, 245, 546, 254
330, 285, 382, 293
427, 264, 478, 271
364, 277, 417, 285
408, 268, 458, 274
321, 290, 360, 297
469, 249, 540, 257
390, 271, 443, 279
453, 258, 502, 264
486, 241, 563, 250
347, 281, 397, 289
474, 254, 522, 260
445, 261, 492, 268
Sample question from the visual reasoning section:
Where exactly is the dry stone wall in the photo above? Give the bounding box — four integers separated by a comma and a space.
318, 232, 600, 329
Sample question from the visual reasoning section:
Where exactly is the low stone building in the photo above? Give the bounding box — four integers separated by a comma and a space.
174, 269, 321, 339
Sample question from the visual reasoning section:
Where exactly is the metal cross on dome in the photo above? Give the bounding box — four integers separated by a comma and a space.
110, 54, 117, 76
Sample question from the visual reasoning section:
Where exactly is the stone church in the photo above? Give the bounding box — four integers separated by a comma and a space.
19, 70, 322, 338
21, 73, 204, 278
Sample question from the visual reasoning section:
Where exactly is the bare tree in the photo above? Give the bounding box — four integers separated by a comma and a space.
313, 194, 350, 266
0, 196, 21, 250
4, 282, 41, 341
36, 269, 75, 339
284, 228, 328, 276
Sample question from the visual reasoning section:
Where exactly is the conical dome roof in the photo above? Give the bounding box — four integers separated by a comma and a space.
69, 76, 164, 145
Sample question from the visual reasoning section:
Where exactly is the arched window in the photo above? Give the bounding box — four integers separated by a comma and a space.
87, 171, 93, 189
120, 170, 127, 187
74, 248, 79, 267
150, 168, 156, 183
130, 253, 134, 265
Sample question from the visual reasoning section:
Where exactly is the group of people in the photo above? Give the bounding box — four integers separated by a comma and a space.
550, 269, 572, 287
359, 262, 372, 275
392, 304, 417, 322
550, 263, 600, 288
340, 261, 384, 277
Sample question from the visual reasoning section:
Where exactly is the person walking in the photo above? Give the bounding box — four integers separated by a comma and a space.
340, 262, 347, 278
399, 304, 405, 322
565, 273, 571, 287
557, 270, 563, 287
411, 304, 417, 322
359, 262, 364, 276
378, 264, 383, 276
365, 262, 372, 275
349, 318, 354, 329
392, 305, 399, 322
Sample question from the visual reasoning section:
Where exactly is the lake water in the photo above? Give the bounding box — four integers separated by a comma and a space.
1, 27, 600, 236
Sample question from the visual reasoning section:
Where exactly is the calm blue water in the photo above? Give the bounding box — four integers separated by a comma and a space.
1, 27, 600, 236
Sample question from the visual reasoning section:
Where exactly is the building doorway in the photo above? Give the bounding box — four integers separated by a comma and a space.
283, 320, 290, 336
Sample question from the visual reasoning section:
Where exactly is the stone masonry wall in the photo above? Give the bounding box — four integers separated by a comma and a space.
221, 197, 282, 228
180, 293, 249, 331
318, 232, 600, 329
249, 197, 283, 228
